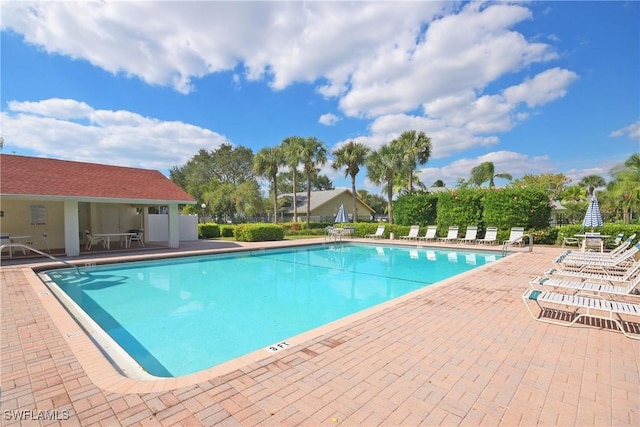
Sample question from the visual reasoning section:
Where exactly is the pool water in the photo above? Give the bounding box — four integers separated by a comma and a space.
42, 243, 501, 377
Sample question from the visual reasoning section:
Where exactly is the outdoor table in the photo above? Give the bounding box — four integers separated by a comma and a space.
94, 232, 136, 249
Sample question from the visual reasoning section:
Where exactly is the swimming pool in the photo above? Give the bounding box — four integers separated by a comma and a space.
40, 243, 501, 378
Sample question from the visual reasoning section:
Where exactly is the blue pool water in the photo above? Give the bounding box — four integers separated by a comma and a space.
42, 243, 501, 377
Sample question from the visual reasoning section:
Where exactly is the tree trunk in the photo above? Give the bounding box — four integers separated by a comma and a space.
351, 175, 358, 223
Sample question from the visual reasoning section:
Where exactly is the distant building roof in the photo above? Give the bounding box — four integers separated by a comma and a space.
0, 154, 195, 204
279, 188, 375, 214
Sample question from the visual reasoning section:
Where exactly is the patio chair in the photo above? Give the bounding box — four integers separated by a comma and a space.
553, 243, 640, 276
400, 225, 420, 240
130, 228, 145, 247
84, 230, 107, 250
503, 227, 525, 246
582, 232, 604, 252
438, 226, 459, 243
418, 225, 438, 242
522, 289, 640, 340
457, 226, 478, 244
476, 227, 498, 245
27, 232, 49, 252
365, 225, 386, 239
1, 234, 13, 257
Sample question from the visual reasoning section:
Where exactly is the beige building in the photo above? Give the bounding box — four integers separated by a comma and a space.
279, 188, 375, 222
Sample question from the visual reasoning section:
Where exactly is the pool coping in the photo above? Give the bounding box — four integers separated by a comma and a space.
19, 239, 511, 393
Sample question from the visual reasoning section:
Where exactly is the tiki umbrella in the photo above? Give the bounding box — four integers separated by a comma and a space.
582, 193, 604, 230
334, 203, 348, 224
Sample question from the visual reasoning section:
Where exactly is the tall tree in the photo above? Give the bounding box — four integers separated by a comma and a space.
367, 142, 405, 224
280, 136, 305, 222
469, 161, 512, 188
608, 153, 640, 222
332, 141, 370, 222
578, 174, 606, 196
396, 130, 432, 193
253, 147, 285, 223
511, 173, 571, 200
300, 137, 328, 227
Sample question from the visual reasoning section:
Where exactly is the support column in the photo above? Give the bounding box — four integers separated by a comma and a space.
168, 204, 179, 249
64, 200, 80, 256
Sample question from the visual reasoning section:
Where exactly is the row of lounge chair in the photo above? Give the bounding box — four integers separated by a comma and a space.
397, 225, 524, 246
522, 234, 640, 340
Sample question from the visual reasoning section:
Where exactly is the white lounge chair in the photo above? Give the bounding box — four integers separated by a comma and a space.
529, 273, 640, 298
545, 260, 640, 284
476, 227, 498, 245
457, 226, 478, 244
365, 225, 385, 239
418, 225, 438, 242
400, 225, 420, 240
556, 234, 636, 263
438, 226, 459, 243
503, 227, 524, 246
522, 289, 640, 340
554, 243, 640, 274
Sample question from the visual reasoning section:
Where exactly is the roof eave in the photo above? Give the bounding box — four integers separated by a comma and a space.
1, 193, 196, 205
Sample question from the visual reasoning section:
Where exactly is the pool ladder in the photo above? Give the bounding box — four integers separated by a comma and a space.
501, 234, 534, 256
0, 243, 80, 272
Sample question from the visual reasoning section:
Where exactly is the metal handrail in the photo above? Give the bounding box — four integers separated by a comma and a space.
501, 234, 534, 256
0, 243, 80, 272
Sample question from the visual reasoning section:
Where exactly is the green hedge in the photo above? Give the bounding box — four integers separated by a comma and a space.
220, 225, 235, 238
234, 223, 285, 241
436, 189, 484, 234
393, 193, 438, 226
198, 223, 220, 239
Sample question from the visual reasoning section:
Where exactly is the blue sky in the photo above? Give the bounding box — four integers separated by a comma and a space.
1, 1, 638, 195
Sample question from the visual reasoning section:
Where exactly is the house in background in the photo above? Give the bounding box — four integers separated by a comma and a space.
279, 188, 375, 222
0, 154, 196, 256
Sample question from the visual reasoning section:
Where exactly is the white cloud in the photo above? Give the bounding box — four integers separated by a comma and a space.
319, 113, 340, 126
610, 120, 640, 140
1, 98, 229, 170
503, 67, 579, 107
417, 151, 555, 187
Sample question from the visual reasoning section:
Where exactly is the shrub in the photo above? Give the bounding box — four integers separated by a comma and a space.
393, 193, 438, 226
198, 223, 220, 239
483, 188, 551, 231
436, 188, 484, 233
220, 225, 235, 238
235, 223, 285, 242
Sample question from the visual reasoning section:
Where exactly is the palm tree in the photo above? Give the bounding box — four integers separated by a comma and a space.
281, 136, 305, 222
300, 137, 328, 227
253, 146, 285, 223
367, 143, 405, 224
609, 153, 640, 222
332, 141, 370, 223
395, 130, 432, 193
469, 161, 512, 188
578, 174, 606, 196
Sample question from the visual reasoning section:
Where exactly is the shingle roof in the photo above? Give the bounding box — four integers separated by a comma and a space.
279, 188, 374, 214
0, 154, 195, 203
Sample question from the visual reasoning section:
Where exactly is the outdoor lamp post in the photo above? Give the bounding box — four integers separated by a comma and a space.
201, 203, 206, 223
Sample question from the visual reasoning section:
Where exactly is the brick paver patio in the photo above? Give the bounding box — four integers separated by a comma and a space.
1, 239, 638, 426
